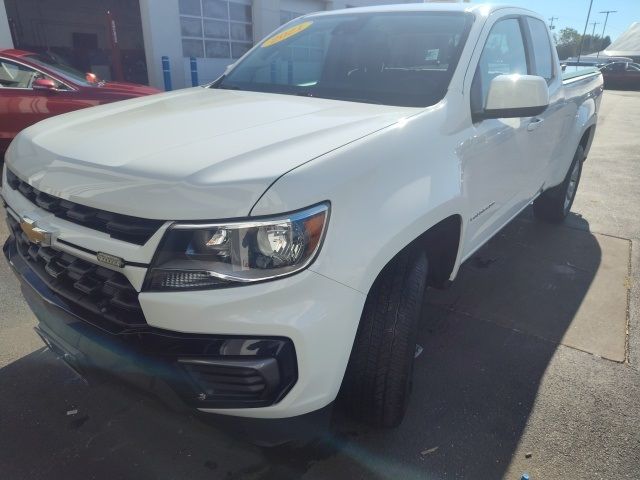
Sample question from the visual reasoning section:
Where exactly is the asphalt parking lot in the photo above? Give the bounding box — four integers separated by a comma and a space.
1, 90, 639, 480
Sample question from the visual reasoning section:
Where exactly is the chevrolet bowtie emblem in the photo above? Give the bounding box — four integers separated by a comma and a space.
19, 217, 52, 247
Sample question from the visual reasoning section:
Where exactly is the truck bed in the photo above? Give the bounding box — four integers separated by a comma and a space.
562, 67, 601, 83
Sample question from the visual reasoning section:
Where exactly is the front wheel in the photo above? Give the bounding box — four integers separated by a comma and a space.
340, 248, 428, 427
533, 145, 584, 223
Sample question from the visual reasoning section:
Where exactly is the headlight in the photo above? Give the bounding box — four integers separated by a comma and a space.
144, 203, 329, 291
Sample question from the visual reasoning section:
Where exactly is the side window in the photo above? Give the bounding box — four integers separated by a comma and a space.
0, 59, 63, 90
0, 59, 39, 89
471, 18, 529, 114
526, 17, 554, 81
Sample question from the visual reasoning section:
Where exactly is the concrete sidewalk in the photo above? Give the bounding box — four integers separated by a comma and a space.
0, 91, 638, 480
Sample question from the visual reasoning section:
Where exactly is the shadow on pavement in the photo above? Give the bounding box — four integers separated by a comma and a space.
0, 212, 603, 480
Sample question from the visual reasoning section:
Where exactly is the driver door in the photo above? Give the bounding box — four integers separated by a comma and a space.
462, 16, 541, 258
622, 64, 640, 90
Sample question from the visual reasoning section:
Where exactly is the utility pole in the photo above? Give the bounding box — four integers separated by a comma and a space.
589, 22, 600, 54
597, 10, 617, 59
577, 0, 594, 64
549, 16, 559, 30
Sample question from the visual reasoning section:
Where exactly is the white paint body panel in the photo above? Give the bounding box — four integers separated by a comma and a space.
6, 88, 413, 220
2, 4, 603, 419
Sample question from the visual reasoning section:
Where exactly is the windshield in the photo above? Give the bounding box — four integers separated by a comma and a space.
213, 12, 473, 107
25, 53, 97, 86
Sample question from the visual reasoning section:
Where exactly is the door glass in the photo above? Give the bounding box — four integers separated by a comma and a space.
471, 18, 529, 113
0, 60, 38, 88
526, 17, 554, 81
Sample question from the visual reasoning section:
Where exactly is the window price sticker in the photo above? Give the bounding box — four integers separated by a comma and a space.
262, 21, 313, 47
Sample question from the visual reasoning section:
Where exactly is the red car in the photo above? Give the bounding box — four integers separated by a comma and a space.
600, 62, 640, 90
0, 49, 160, 161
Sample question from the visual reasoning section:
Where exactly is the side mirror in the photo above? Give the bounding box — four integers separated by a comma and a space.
32, 78, 57, 91
477, 74, 549, 120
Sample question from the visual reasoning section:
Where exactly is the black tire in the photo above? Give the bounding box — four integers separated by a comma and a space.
533, 145, 584, 223
340, 248, 428, 427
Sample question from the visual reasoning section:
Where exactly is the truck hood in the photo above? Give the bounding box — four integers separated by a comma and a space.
96, 81, 161, 96
6, 87, 415, 220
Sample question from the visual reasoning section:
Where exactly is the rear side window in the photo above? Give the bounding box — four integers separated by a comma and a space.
471, 18, 529, 113
527, 17, 554, 81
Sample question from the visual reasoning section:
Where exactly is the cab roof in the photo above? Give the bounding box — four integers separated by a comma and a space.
306, 3, 534, 18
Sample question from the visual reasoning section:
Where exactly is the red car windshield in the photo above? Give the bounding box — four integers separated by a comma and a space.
25, 54, 98, 86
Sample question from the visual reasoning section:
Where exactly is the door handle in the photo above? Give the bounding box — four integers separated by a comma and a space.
527, 118, 544, 132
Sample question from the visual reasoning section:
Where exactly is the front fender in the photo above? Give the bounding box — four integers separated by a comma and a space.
250, 108, 464, 295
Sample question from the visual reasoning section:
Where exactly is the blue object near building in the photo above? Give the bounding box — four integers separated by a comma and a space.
162, 56, 172, 91
190, 57, 199, 87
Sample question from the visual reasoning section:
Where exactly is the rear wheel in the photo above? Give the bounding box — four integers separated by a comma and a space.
533, 145, 584, 223
341, 248, 428, 427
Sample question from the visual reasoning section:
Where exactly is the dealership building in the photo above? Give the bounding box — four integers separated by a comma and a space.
0, 0, 422, 90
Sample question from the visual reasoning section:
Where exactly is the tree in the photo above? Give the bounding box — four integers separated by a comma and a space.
555, 27, 611, 60
558, 27, 581, 47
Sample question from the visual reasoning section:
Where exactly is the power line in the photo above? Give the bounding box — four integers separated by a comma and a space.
596, 10, 617, 58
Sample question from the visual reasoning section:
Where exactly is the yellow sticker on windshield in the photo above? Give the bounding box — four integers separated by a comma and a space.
262, 21, 313, 47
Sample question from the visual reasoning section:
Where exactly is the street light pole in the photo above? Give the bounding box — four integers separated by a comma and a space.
596, 10, 617, 59
577, 0, 594, 64
549, 16, 559, 30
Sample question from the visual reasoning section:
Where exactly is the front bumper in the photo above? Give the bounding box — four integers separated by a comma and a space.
4, 235, 297, 410
3, 228, 366, 419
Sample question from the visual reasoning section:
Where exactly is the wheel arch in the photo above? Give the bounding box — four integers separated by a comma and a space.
578, 125, 596, 160
364, 213, 463, 297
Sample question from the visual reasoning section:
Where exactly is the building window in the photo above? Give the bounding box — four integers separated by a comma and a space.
179, 0, 253, 59
280, 10, 303, 26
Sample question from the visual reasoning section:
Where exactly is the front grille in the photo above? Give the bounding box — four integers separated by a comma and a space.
8, 214, 147, 329
6, 169, 163, 245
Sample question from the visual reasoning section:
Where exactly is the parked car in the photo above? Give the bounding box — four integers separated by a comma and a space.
0, 49, 160, 164
600, 61, 640, 90
2, 4, 603, 445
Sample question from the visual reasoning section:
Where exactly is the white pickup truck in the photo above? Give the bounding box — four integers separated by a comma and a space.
2, 4, 602, 443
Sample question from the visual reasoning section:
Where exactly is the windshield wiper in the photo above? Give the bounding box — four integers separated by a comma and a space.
295, 90, 382, 104
213, 86, 382, 105
314, 94, 382, 105
216, 84, 242, 90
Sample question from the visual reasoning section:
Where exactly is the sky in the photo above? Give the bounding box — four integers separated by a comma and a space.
488, 0, 640, 43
